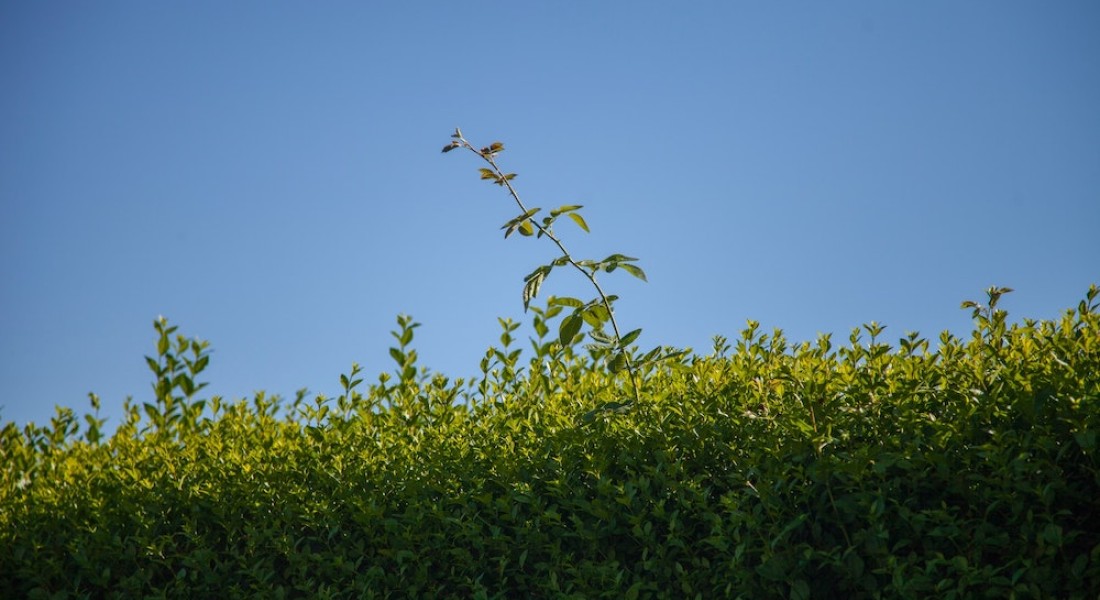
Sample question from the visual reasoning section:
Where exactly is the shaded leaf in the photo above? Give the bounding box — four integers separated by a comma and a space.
608, 351, 628, 373
582, 305, 611, 328
559, 313, 583, 347
602, 253, 639, 263
620, 263, 648, 282
580, 400, 634, 424
523, 271, 546, 310
389, 347, 405, 364
620, 328, 643, 346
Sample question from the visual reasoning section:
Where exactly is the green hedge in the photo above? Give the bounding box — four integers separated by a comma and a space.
2, 287, 1098, 599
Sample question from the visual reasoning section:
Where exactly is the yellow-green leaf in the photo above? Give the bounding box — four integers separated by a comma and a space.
568, 213, 590, 232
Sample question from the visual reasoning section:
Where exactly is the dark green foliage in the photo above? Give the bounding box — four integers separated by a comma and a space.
2, 287, 1098, 598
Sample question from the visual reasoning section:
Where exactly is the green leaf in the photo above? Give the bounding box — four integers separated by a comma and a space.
533, 317, 548, 338
519, 268, 550, 310
567, 212, 590, 232
791, 580, 810, 600
524, 265, 551, 282
389, 347, 405, 364
620, 328, 643, 346
518, 220, 534, 236
512, 207, 542, 224
550, 204, 583, 217
608, 351, 628, 373
479, 168, 496, 180
582, 304, 611, 328
549, 296, 583, 308
580, 401, 627, 424
178, 376, 195, 397
559, 313, 583, 348
501, 208, 541, 238
620, 263, 648, 282
588, 329, 616, 345
523, 271, 545, 310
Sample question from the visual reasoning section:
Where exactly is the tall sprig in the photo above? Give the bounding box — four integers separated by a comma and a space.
444, 128, 670, 407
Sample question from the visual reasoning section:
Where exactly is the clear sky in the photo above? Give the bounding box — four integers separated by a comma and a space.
2, 2, 1098, 431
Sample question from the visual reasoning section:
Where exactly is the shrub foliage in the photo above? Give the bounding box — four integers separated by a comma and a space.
2, 285, 1098, 598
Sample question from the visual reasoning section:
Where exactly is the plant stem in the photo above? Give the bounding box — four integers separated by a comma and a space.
456, 136, 643, 404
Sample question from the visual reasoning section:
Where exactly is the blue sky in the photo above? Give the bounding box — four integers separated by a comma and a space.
2, 2, 1098, 431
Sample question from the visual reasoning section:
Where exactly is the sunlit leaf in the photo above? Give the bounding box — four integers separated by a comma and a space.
568, 213, 590, 232
549, 296, 584, 308
550, 204, 583, 217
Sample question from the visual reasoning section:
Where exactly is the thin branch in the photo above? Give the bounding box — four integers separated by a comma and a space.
450, 134, 643, 403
